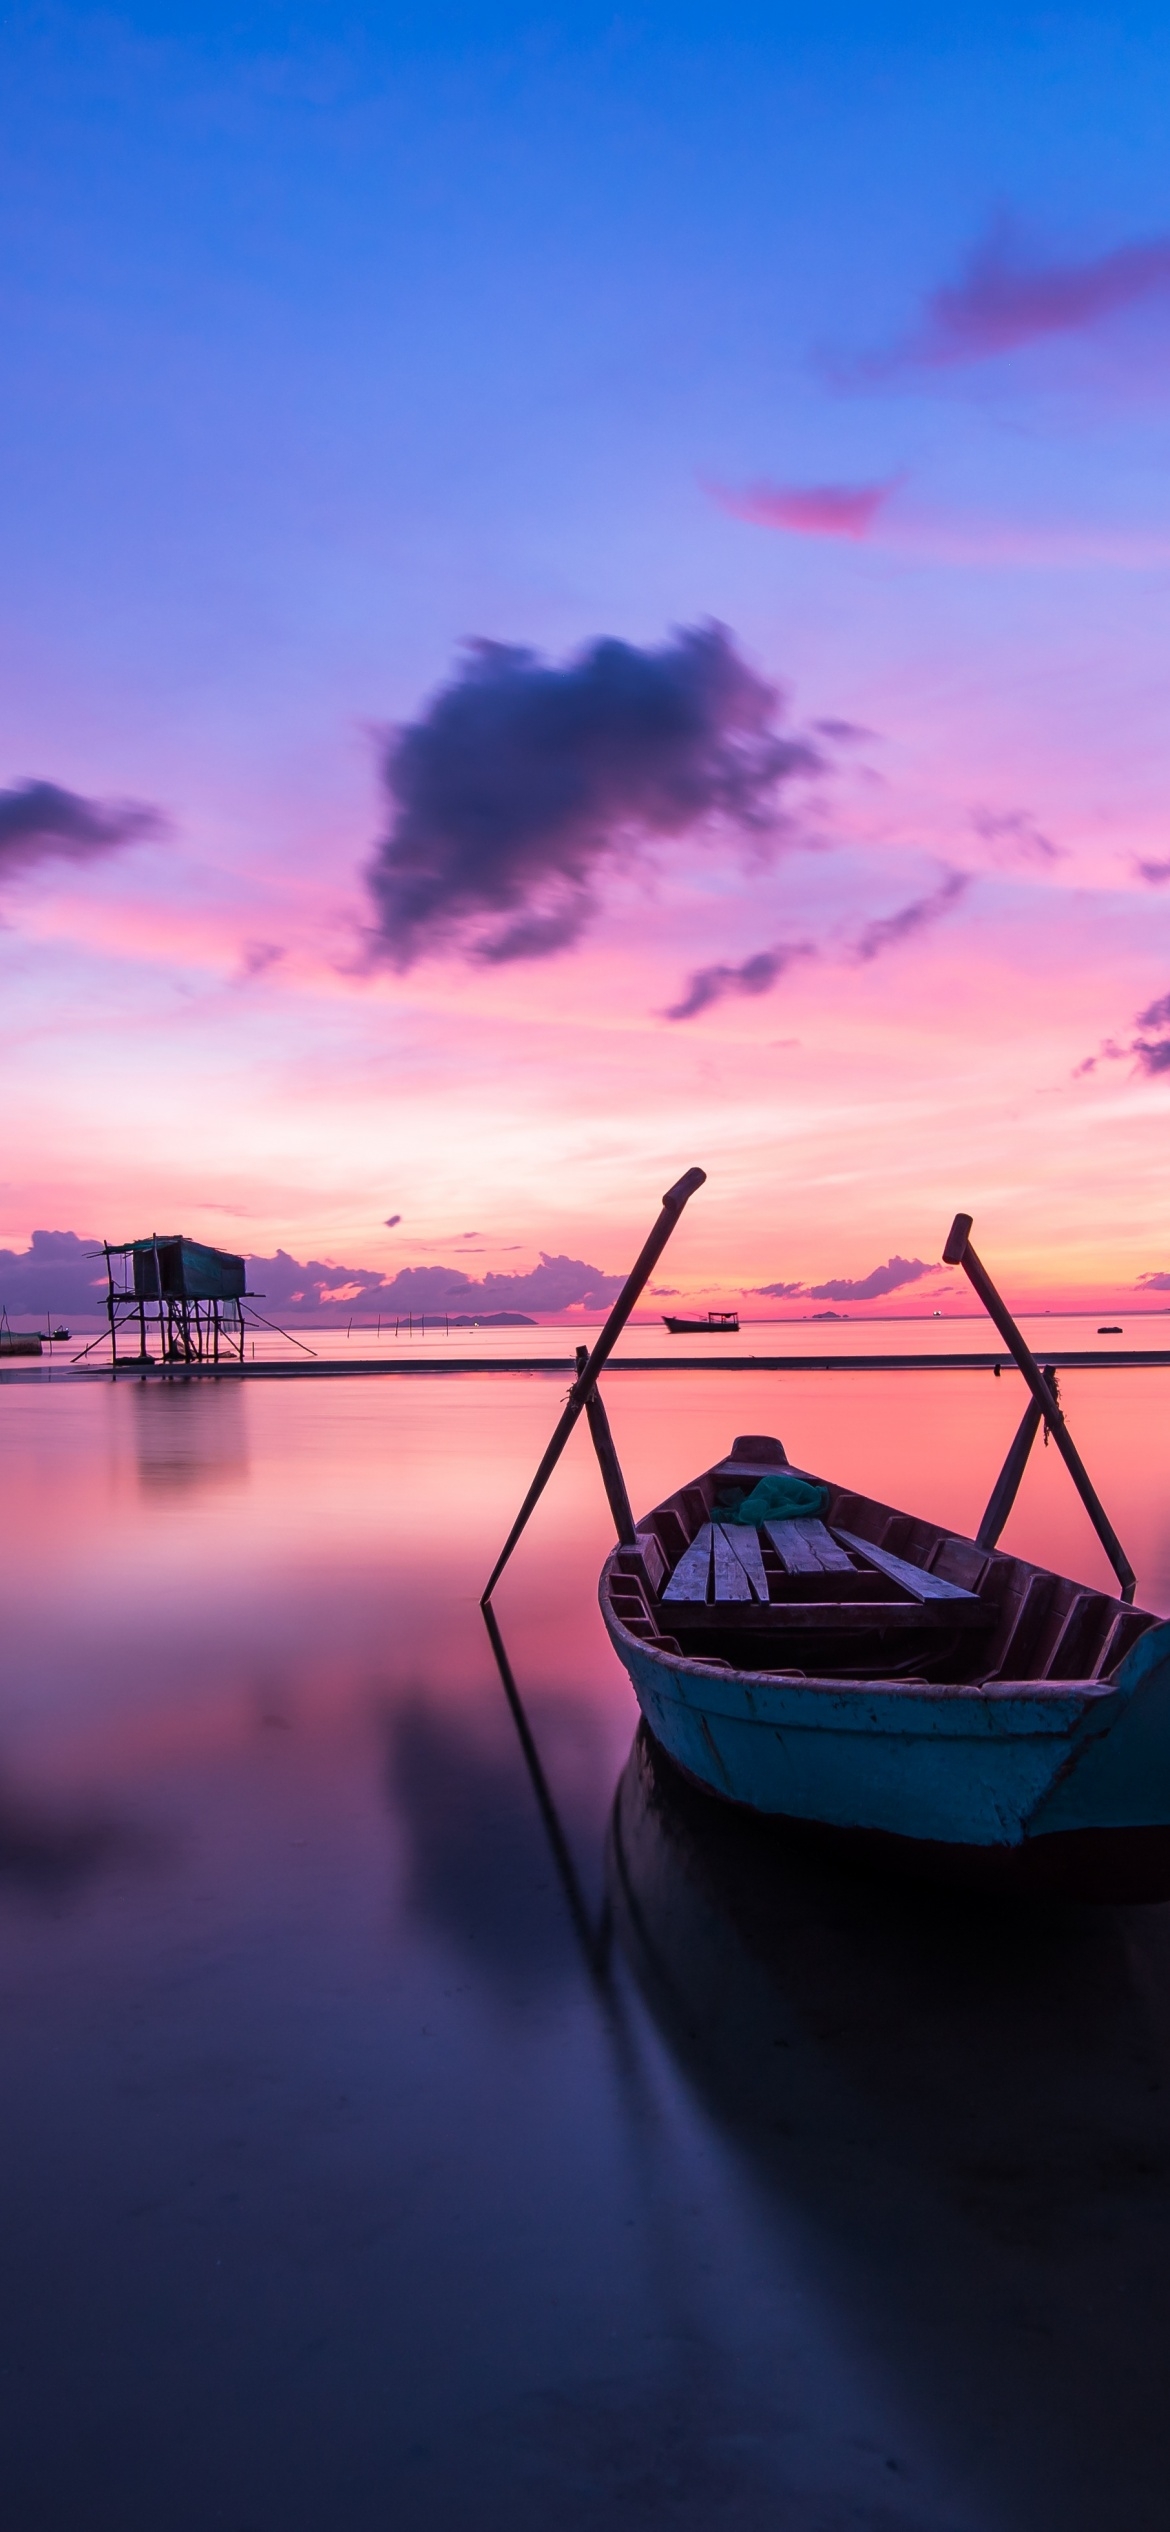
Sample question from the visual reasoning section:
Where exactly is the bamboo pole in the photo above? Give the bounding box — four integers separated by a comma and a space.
481, 1167, 705, 1602
575, 1346, 637, 1546
944, 1214, 1135, 1600
975, 1371, 1056, 1550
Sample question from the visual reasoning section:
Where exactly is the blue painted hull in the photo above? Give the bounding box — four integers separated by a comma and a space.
602, 1612, 1170, 1854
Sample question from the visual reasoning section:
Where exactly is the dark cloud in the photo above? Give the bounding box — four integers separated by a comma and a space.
1138, 1272, 1170, 1293
0, 1231, 624, 1328
972, 807, 1062, 867
381, 1254, 625, 1314
853, 869, 969, 963
666, 940, 815, 1023
0, 780, 164, 878
1077, 991, 1170, 1079
1135, 859, 1170, 885
884, 226, 1170, 369
809, 1256, 934, 1303
666, 869, 967, 1023
384, 1214, 402, 1227
0, 1230, 107, 1317
366, 623, 821, 969
1134, 989, 1170, 1076
247, 1246, 623, 1321
753, 1257, 935, 1303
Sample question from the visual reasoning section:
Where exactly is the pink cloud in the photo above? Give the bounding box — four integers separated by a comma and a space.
710, 476, 898, 541
715, 478, 1170, 571
900, 229, 1170, 368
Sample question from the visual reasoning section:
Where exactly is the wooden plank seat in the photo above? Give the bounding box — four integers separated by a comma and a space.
666, 1519, 849, 1602
833, 1528, 977, 1601
764, 1516, 854, 1575
656, 1503, 995, 1668
662, 1523, 714, 1602
713, 1523, 768, 1600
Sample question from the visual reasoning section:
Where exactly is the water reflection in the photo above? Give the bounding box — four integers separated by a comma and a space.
132, 1376, 249, 1493
5, 1372, 1170, 2531
0, 1768, 154, 1899
609, 1723, 1170, 2529
386, 1695, 591, 1992
480, 1603, 611, 1979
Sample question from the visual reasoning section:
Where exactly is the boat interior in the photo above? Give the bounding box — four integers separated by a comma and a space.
604, 1433, 1157, 1686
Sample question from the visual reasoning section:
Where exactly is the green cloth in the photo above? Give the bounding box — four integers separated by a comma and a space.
729, 1473, 826, 1524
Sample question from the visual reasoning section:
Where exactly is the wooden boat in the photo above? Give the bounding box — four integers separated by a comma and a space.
662, 1308, 739, 1334
599, 1430, 1170, 1897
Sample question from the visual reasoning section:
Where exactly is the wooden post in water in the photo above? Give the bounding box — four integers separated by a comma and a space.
481, 1166, 706, 1602
944, 1213, 1135, 1600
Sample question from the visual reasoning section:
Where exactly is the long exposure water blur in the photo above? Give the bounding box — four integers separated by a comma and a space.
3, 1357, 1170, 2528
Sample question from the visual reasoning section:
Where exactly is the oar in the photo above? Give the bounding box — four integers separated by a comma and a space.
481, 1166, 706, 1602
943, 1212, 1135, 1601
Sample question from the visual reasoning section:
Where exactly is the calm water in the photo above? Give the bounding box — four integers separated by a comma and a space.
34, 1305, 1170, 1367
3, 1366, 1170, 2529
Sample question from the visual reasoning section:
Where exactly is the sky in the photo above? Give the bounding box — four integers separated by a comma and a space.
3, 0, 1170, 1316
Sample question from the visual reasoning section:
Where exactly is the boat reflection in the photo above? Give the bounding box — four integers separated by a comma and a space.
0, 1768, 156, 1902
607, 1722, 1170, 2527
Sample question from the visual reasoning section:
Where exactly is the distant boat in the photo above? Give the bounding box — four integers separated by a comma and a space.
662, 1309, 739, 1334
1099, 1326, 1122, 1335
50, 1325, 70, 1342
600, 1428, 1170, 1899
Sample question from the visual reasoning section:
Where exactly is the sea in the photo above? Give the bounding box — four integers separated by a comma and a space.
2, 1329, 1170, 2528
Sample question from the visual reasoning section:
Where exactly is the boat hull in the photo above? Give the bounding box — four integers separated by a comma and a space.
602, 1609, 1170, 1886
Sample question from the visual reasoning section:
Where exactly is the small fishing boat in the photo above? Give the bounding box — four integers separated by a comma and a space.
599, 1430, 1170, 1897
485, 1174, 1170, 1897
662, 1308, 739, 1334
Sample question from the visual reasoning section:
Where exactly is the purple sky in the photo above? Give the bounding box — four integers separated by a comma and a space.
3, 2, 1170, 1308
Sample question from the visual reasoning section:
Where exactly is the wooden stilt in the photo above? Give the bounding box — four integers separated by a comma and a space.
945, 1214, 1135, 1600
482, 1167, 705, 1602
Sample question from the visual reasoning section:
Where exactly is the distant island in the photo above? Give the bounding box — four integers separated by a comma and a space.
810, 1309, 847, 1322
448, 1311, 537, 1327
